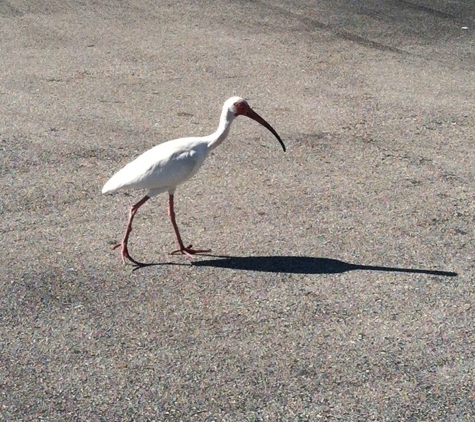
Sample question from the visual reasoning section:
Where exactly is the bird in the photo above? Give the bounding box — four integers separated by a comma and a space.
102, 96, 286, 267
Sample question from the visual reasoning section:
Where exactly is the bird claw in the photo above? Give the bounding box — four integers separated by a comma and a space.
170, 244, 211, 258
112, 242, 148, 267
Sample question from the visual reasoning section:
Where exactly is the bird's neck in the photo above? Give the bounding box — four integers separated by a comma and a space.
207, 110, 235, 151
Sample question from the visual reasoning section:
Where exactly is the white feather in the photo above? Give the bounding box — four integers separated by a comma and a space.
101, 96, 284, 201
102, 137, 209, 196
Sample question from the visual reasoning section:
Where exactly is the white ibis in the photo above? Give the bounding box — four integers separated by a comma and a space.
102, 96, 286, 266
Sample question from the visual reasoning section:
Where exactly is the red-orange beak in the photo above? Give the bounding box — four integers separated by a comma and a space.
244, 107, 286, 152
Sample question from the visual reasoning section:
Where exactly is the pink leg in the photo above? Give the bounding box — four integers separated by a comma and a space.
113, 195, 150, 266
168, 194, 211, 257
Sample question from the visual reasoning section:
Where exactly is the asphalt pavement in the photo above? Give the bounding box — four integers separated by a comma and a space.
1, 1, 474, 420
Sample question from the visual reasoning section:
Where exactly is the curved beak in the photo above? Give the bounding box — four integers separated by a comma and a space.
245, 107, 286, 152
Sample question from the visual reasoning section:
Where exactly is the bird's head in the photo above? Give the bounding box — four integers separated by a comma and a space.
223, 96, 248, 117
224, 96, 286, 152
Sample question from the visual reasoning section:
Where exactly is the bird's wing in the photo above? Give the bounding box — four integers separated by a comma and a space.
102, 139, 207, 194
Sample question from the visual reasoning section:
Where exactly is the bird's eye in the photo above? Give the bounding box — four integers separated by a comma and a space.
234, 102, 246, 115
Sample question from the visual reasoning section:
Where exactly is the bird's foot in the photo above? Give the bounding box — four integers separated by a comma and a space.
112, 242, 148, 267
171, 244, 211, 259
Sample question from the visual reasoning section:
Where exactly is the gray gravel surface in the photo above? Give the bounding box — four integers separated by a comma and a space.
1, 0, 474, 420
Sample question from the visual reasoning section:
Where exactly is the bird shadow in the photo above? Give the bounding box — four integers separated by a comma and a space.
131, 261, 190, 272
190, 254, 458, 277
